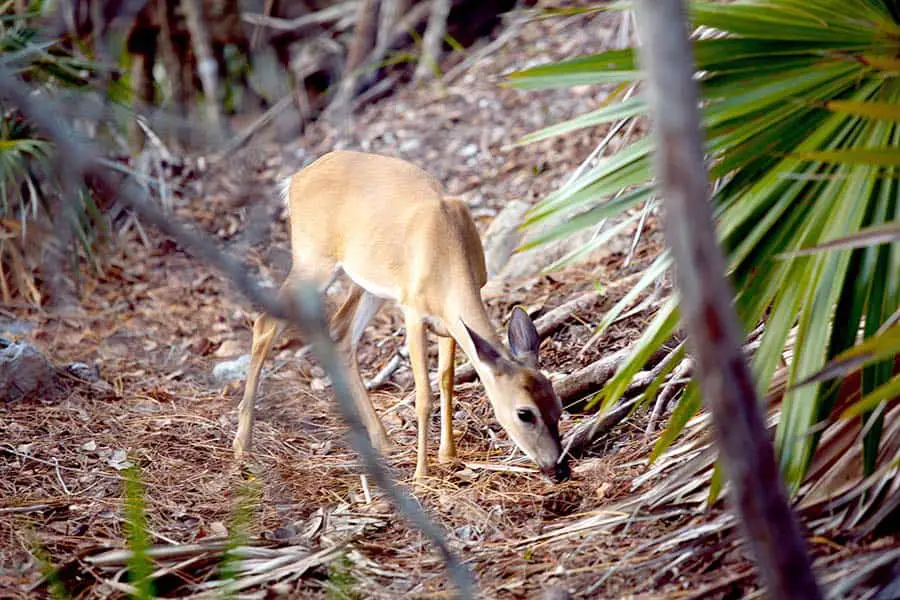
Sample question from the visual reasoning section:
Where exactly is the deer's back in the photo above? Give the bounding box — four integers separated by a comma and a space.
285, 151, 487, 310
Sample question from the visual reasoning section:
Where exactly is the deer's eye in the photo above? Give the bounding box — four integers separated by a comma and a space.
517, 408, 537, 425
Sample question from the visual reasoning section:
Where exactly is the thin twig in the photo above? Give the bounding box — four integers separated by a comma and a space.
365, 351, 404, 390
0, 504, 56, 514
53, 457, 72, 496
646, 357, 693, 434
213, 96, 293, 164
241, 3, 359, 32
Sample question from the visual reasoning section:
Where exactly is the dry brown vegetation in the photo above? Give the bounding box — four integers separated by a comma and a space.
2, 9, 898, 599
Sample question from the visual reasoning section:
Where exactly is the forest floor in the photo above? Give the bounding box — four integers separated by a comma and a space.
1, 9, 884, 600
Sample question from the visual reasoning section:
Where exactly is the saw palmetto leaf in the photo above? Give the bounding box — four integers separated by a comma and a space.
0, 7, 116, 305
511, 0, 900, 496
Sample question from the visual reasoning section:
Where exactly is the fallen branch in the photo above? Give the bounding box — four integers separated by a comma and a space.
558, 342, 684, 455
561, 396, 638, 458
446, 290, 604, 388
535, 290, 604, 340
646, 357, 693, 434
365, 350, 405, 390
623, 340, 686, 398
555, 348, 629, 405
555, 342, 674, 406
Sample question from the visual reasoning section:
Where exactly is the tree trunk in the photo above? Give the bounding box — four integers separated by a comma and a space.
346, 0, 381, 74
361, 0, 407, 88
180, 0, 223, 133
414, 0, 451, 81
377, 0, 408, 50
632, 2, 822, 599
327, 0, 380, 125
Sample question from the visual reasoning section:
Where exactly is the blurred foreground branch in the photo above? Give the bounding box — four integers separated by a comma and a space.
0, 68, 474, 599
415, 0, 451, 81
180, 0, 223, 131
633, 1, 821, 599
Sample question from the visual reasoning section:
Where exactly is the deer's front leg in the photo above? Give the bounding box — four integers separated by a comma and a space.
405, 312, 433, 480
234, 313, 285, 460
437, 336, 457, 463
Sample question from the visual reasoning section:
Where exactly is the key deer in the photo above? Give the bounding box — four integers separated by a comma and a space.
234, 150, 569, 482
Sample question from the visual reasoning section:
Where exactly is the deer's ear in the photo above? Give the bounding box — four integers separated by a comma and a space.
461, 319, 505, 372
508, 306, 540, 369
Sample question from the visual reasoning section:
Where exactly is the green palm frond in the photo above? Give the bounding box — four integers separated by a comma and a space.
511, 0, 900, 496
0, 7, 120, 305
0, 110, 52, 215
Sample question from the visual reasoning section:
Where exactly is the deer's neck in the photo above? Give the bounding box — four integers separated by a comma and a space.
443, 293, 508, 372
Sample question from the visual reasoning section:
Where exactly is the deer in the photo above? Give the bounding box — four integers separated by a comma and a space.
233, 150, 570, 482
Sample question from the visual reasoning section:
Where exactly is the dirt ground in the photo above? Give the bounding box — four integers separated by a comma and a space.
2, 9, 888, 600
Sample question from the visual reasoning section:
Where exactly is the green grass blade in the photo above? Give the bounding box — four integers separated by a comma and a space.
517, 96, 646, 145
123, 465, 154, 600
596, 298, 680, 413
826, 99, 900, 121
840, 373, 900, 420
506, 47, 638, 90
519, 186, 650, 251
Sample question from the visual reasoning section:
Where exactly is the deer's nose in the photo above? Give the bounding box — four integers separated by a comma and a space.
542, 457, 571, 483
554, 457, 571, 482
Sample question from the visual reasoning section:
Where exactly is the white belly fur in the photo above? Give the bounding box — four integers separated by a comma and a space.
340, 263, 400, 302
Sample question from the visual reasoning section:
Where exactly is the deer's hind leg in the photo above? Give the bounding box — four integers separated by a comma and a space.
234, 263, 336, 461
331, 283, 390, 450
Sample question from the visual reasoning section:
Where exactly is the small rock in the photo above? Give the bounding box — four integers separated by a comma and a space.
541, 585, 572, 600
214, 339, 245, 358
82, 440, 97, 452
65, 362, 101, 383
481, 200, 530, 278
0, 341, 57, 403
208, 521, 229, 537
213, 355, 251, 382
399, 138, 421, 153
0, 320, 34, 336
107, 449, 133, 471
459, 143, 479, 158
